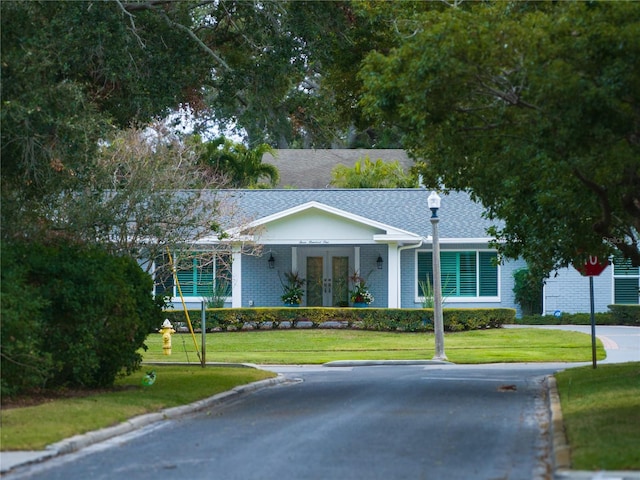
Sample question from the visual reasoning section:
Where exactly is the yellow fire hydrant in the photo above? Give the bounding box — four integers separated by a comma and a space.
159, 319, 176, 355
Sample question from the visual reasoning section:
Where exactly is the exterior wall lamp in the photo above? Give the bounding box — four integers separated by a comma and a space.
268, 253, 275, 269
377, 255, 384, 270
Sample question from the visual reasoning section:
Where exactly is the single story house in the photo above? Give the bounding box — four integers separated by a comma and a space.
154, 188, 639, 316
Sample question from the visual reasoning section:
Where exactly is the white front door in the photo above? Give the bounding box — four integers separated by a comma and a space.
300, 248, 353, 307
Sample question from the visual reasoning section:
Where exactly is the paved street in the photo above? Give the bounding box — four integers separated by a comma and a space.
5, 363, 565, 480
2, 326, 638, 480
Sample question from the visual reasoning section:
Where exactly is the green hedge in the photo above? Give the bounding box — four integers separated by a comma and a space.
518, 304, 640, 326
162, 307, 516, 333
607, 304, 640, 325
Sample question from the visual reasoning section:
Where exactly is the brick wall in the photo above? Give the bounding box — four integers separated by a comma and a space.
543, 266, 613, 315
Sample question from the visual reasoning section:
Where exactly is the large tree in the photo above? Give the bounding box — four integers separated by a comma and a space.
1, 0, 213, 239
359, 1, 640, 278
0, 0, 379, 233
0, 0, 292, 241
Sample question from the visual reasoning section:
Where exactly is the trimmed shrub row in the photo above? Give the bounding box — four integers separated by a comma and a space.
607, 304, 640, 325
162, 307, 516, 333
518, 304, 639, 326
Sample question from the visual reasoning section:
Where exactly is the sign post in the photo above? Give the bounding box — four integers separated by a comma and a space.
573, 256, 609, 369
201, 301, 207, 368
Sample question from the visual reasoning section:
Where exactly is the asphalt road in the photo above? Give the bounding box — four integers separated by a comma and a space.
6, 363, 568, 480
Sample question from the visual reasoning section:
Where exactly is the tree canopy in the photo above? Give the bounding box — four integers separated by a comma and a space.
1, 0, 639, 281
359, 1, 640, 277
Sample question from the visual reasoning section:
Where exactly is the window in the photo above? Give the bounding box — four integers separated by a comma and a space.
613, 255, 639, 304
154, 252, 231, 298
176, 257, 214, 297
418, 251, 498, 299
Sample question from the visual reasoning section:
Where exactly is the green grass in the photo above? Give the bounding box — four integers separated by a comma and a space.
143, 328, 605, 364
0, 366, 276, 451
0, 328, 613, 456
555, 362, 640, 470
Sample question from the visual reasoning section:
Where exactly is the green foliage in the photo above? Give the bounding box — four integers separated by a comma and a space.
0, 241, 165, 394
419, 277, 435, 309
359, 1, 640, 276
607, 305, 640, 325
1, 366, 275, 450
520, 306, 639, 326
195, 137, 279, 188
0, 1, 211, 240
330, 156, 417, 188
512, 268, 544, 316
0, 243, 53, 396
443, 309, 516, 332
348, 271, 374, 305
279, 271, 306, 305
555, 363, 640, 470
164, 307, 515, 332
205, 281, 231, 309
519, 313, 615, 326
1, 1, 208, 128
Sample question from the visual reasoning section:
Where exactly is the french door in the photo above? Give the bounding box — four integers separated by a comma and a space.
302, 248, 352, 307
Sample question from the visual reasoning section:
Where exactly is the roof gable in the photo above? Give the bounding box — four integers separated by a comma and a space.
215, 189, 500, 243
235, 201, 421, 244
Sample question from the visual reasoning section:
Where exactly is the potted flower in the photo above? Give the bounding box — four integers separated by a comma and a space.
349, 271, 374, 307
279, 271, 305, 306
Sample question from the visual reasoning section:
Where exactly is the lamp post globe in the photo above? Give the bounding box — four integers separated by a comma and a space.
428, 191, 441, 217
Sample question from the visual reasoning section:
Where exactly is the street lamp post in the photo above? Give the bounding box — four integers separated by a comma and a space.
428, 191, 447, 361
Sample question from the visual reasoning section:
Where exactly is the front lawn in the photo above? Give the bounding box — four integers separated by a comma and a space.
142, 328, 605, 364
555, 362, 640, 470
1, 366, 276, 451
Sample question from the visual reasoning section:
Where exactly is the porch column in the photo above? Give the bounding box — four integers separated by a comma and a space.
387, 243, 400, 308
231, 245, 242, 308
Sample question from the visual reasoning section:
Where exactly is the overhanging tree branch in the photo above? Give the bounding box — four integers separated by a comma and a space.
573, 167, 612, 235
119, 0, 233, 73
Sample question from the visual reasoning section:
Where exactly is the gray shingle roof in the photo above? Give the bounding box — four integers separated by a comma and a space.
222, 189, 498, 239
262, 149, 413, 188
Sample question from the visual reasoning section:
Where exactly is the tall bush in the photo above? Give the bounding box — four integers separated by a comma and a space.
512, 268, 543, 316
0, 243, 53, 395
0, 241, 165, 394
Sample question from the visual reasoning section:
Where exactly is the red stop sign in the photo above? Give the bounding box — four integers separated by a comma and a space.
574, 256, 610, 277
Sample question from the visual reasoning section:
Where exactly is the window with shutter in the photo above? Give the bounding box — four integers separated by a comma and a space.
479, 252, 498, 296
613, 255, 639, 304
160, 253, 230, 298
417, 250, 498, 300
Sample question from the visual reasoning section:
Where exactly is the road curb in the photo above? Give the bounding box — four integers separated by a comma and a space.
324, 359, 453, 367
546, 375, 640, 480
546, 376, 571, 472
47, 375, 288, 455
1, 374, 289, 473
